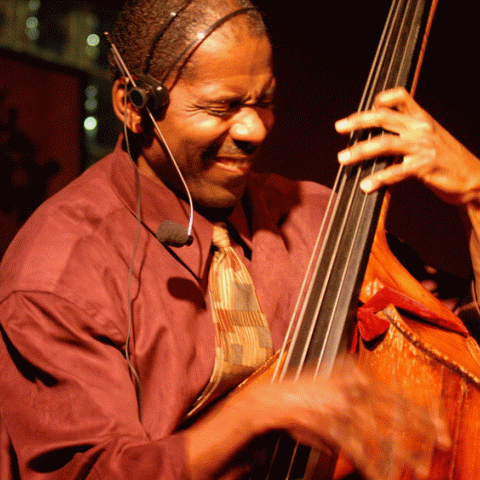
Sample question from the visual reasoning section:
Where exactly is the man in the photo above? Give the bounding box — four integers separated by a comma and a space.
1, 0, 478, 478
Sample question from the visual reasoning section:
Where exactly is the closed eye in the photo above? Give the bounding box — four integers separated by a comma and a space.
205, 100, 243, 118
203, 97, 274, 119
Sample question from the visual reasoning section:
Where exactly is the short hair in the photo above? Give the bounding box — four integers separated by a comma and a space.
109, 0, 267, 83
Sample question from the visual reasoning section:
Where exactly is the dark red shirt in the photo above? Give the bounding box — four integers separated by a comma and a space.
0, 138, 331, 479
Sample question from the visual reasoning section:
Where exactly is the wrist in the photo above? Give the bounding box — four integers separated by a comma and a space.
183, 389, 270, 480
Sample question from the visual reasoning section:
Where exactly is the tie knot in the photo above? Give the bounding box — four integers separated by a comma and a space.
212, 223, 231, 249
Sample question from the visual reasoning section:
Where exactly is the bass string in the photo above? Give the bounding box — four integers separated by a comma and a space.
313, 0, 432, 377
306, 0, 423, 376
272, 0, 410, 385
271, 169, 340, 383
286, 0, 408, 380
358, 0, 403, 114
266, 0, 429, 478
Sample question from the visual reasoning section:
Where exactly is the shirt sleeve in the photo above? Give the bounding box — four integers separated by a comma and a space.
0, 290, 190, 480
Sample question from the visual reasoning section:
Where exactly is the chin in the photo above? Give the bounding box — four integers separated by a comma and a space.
199, 195, 240, 210
194, 185, 245, 212
197, 177, 248, 206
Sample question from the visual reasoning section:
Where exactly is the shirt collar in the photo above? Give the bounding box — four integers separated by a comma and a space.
227, 198, 253, 257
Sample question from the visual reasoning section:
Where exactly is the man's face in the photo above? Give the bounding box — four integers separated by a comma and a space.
139, 25, 275, 210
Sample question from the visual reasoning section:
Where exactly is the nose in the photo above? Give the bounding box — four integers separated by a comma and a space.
229, 106, 274, 147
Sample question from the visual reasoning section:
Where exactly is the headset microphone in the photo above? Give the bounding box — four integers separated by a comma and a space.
156, 220, 193, 247
105, 32, 195, 248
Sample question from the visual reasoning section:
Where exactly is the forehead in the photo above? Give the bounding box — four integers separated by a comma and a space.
182, 23, 273, 89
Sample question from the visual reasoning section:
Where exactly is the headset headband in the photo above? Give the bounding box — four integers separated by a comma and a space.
144, 0, 195, 75
159, 7, 256, 83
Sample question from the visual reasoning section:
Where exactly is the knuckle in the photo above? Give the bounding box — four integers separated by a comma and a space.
376, 133, 395, 151
375, 86, 407, 103
369, 108, 387, 125
421, 151, 437, 169
395, 86, 408, 97
417, 120, 435, 134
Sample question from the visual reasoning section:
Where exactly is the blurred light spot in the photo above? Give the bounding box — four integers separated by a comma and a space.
26, 16, 38, 29
28, 0, 41, 11
85, 98, 98, 112
27, 28, 39, 40
84, 116, 98, 131
87, 34, 100, 47
85, 84, 98, 98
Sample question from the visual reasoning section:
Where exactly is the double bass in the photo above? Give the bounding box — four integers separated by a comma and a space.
245, 0, 480, 478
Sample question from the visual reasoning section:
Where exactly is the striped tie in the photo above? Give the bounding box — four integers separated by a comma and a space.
187, 223, 273, 417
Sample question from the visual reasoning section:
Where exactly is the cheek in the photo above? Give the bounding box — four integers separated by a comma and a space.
160, 102, 223, 148
175, 117, 228, 154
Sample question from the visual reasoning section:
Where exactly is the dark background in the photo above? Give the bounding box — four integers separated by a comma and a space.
1, 0, 479, 278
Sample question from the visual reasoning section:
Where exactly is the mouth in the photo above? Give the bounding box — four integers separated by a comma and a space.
214, 156, 252, 173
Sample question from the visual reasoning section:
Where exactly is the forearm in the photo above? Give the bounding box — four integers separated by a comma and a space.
183, 385, 274, 480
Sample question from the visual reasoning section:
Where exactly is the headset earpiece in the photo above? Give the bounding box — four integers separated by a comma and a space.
128, 73, 170, 116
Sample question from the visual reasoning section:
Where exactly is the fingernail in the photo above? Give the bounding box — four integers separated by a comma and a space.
360, 178, 373, 192
335, 118, 349, 131
338, 149, 351, 163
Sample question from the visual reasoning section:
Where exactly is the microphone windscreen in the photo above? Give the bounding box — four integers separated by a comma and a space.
156, 220, 193, 247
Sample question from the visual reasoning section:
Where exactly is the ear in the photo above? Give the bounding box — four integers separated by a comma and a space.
112, 78, 144, 134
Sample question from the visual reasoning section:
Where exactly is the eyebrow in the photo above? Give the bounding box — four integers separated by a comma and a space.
199, 82, 276, 104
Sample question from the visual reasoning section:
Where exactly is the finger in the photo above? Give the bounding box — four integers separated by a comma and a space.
337, 132, 411, 165
359, 151, 442, 192
335, 108, 432, 140
373, 87, 423, 115
342, 400, 442, 480
358, 161, 417, 192
336, 109, 407, 135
